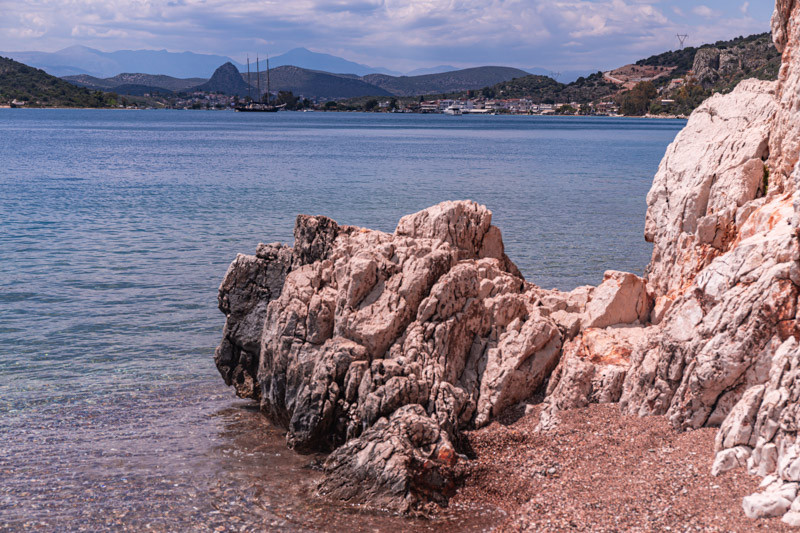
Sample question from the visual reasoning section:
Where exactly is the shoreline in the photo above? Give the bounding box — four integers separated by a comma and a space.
0, 106, 687, 119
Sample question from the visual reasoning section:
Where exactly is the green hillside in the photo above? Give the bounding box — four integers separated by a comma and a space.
249, 66, 393, 99
0, 56, 120, 107
362, 66, 532, 97
64, 73, 203, 92
475, 71, 616, 104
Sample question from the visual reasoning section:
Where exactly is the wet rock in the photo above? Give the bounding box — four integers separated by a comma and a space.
317, 404, 458, 513
214, 245, 293, 399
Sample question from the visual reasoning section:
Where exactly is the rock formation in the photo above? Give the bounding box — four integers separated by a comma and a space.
215, 200, 649, 511
691, 34, 780, 89
215, 1, 800, 521
623, 0, 800, 525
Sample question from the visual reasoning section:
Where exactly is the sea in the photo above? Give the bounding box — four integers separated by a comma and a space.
0, 110, 685, 531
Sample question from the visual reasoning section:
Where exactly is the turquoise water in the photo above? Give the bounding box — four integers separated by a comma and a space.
0, 110, 684, 531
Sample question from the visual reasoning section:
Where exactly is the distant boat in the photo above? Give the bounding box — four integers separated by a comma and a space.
443, 105, 462, 116
235, 54, 281, 112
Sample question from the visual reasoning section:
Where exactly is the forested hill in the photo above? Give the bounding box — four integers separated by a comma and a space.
636, 32, 779, 85
0, 56, 120, 107
468, 71, 616, 104
445, 31, 780, 113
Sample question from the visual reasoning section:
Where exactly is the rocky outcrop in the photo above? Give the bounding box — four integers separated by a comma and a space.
614, 0, 800, 526
691, 36, 781, 89
216, 200, 639, 510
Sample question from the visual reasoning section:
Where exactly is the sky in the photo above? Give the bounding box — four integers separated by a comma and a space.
0, 0, 776, 72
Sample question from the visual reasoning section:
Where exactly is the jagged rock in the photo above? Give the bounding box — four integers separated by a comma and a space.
214, 195, 659, 511
317, 404, 458, 513
214, 244, 293, 399
538, 326, 647, 430
770, 0, 800, 188
643, 79, 777, 310
256, 218, 564, 452
619, 75, 798, 432
582, 270, 650, 329
395, 199, 523, 278
715, 338, 800, 480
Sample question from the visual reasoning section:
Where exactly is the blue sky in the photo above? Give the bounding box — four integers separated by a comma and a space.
0, 1, 775, 72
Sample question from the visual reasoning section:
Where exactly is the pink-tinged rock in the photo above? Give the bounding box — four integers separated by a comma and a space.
644, 79, 777, 305
742, 491, 792, 519
582, 270, 651, 329
539, 325, 648, 429
216, 200, 575, 511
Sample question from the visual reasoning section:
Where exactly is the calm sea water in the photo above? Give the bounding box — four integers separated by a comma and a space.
0, 110, 684, 531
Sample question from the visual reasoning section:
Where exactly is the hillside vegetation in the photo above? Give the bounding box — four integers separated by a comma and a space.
0, 56, 120, 107
362, 67, 531, 97
64, 73, 203, 92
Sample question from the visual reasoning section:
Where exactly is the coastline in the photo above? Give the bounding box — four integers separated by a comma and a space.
0, 106, 688, 119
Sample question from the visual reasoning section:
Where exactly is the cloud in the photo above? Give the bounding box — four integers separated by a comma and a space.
693, 5, 721, 19
741, 2, 750, 15
0, 0, 775, 74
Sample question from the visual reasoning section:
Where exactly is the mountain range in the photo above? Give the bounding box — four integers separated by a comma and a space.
1, 44, 591, 82
64, 64, 531, 100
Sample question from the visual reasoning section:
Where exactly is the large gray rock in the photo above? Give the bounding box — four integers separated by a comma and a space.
214, 244, 293, 400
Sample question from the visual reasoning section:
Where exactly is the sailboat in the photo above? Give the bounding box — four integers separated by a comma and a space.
234, 54, 283, 112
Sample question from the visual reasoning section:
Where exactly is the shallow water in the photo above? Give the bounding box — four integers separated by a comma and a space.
0, 110, 684, 531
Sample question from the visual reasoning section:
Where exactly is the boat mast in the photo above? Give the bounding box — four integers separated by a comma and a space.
257, 56, 262, 103
246, 55, 251, 102
266, 52, 271, 105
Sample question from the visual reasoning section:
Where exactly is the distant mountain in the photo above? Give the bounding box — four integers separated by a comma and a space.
0, 56, 119, 107
362, 66, 531, 97
270, 48, 401, 76
1, 46, 244, 78
192, 62, 251, 96
404, 65, 459, 76
248, 66, 393, 99
64, 73, 204, 92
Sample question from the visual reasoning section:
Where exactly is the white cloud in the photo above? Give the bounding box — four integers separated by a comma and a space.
741, 2, 750, 15
693, 5, 721, 19
0, 0, 776, 73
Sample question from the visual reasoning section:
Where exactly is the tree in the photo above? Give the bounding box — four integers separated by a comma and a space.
618, 81, 657, 116
364, 99, 379, 111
